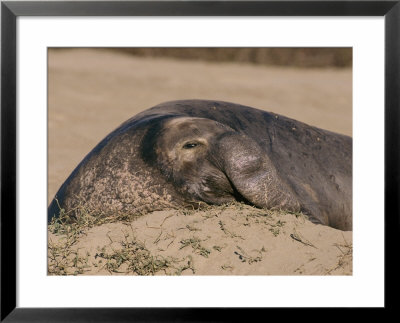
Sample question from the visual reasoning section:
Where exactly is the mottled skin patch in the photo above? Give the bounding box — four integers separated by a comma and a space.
49, 100, 352, 231
51, 126, 184, 219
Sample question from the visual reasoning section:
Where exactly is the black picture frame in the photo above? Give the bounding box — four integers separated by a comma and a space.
1, 0, 398, 321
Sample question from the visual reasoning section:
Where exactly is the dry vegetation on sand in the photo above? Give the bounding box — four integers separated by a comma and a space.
48, 203, 352, 276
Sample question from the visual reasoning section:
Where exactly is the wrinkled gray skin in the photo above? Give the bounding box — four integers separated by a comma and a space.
48, 100, 352, 230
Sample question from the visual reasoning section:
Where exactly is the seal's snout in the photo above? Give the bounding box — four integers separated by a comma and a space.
214, 132, 301, 212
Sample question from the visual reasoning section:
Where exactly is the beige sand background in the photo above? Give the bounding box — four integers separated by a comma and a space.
48, 48, 352, 275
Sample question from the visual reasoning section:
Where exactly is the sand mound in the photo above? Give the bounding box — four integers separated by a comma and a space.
48, 204, 352, 276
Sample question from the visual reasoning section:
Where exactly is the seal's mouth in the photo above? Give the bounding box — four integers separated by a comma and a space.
184, 171, 254, 207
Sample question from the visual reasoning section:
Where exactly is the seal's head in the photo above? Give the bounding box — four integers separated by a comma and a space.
146, 117, 300, 211
154, 117, 237, 205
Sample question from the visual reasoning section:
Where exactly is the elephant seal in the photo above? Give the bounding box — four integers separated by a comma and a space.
48, 100, 352, 231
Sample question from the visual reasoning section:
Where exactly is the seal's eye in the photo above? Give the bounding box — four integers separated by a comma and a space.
182, 142, 198, 149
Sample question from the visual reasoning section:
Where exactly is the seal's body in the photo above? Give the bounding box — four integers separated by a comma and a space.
48, 100, 352, 230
